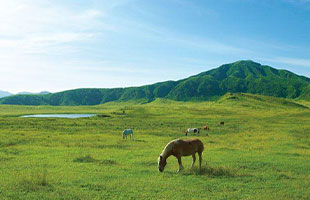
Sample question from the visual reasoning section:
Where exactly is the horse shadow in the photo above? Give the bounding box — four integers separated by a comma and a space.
177, 163, 238, 177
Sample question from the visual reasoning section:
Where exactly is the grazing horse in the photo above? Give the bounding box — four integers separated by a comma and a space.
203, 125, 210, 131
185, 128, 200, 136
122, 129, 133, 139
220, 121, 225, 125
158, 139, 204, 172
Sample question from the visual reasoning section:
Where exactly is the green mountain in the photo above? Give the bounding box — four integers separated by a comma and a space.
1, 60, 309, 106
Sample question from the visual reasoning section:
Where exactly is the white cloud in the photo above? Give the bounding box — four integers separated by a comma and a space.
268, 57, 310, 68
0, 0, 110, 92
0, 0, 113, 56
258, 56, 310, 68
1, 0, 308, 93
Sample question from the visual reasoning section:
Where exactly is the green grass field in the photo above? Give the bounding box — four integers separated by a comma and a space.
0, 93, 309, 199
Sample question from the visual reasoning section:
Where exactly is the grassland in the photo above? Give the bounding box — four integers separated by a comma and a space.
0, 93, 309, 199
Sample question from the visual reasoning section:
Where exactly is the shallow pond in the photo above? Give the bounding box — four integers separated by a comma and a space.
21, 114, 97, 118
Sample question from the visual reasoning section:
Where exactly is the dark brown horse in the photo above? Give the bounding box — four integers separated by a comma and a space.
158, 139, 204, 172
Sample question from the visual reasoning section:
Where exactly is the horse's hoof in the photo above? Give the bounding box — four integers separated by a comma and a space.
177, 167, 184, 173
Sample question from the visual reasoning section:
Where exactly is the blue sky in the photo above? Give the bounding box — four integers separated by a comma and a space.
0, 0, 309, 93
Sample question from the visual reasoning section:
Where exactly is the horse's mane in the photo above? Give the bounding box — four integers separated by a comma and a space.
161, 139, 181, 158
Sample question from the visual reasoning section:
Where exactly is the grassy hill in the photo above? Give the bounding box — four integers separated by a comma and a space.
1, 60, 309, 105
217, 93, 309, 110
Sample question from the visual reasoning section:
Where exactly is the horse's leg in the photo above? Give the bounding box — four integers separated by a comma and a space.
177, 156, 184, 172
191, 154, 196, 168
198, 152, 202, 170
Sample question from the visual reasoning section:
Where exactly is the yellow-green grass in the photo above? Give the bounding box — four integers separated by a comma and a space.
0, 94, 309, 199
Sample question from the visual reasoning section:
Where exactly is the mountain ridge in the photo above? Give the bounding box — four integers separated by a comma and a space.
17, 91, 51, 95
1, 60, 309, 105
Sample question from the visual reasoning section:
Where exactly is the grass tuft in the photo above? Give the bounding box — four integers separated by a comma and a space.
100, 159, 117, 165
73, 155, 117, 165
277, 173, 292, 180
73, 154, 98, 163
184, 164, 238, 177
16, 169, 50, 192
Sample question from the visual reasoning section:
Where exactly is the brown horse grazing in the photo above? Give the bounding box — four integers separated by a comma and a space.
158, 139, 204, 172
203, 125, 210, 131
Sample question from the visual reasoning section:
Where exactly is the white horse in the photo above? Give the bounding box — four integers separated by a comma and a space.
122, 129, 133, 139
185, 128, 200, 136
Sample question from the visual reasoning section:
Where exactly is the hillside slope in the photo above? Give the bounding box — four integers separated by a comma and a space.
217, 93, 309, 110
0, 60, 309, 105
